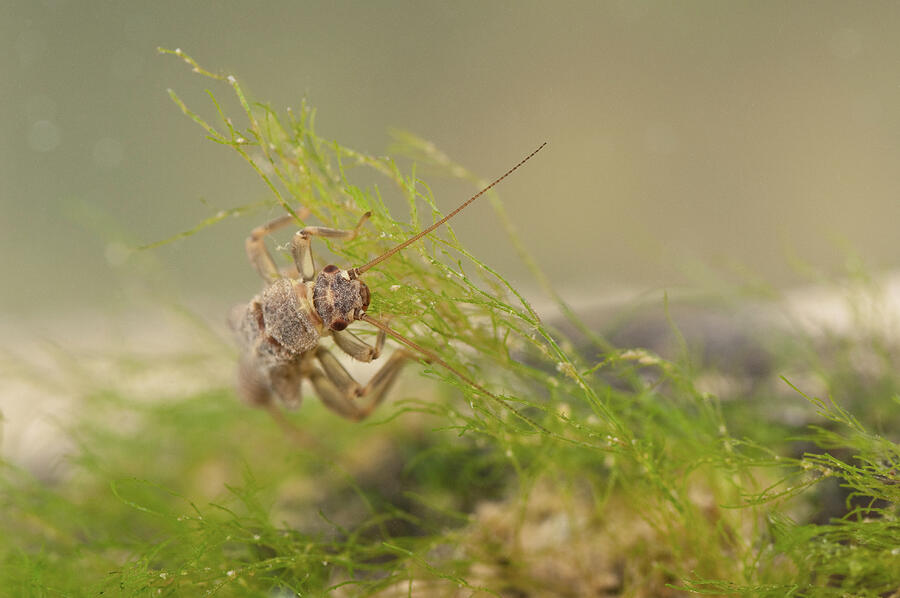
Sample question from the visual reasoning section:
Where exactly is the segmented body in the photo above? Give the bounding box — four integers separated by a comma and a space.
226, 144, 545, 420
230, 278, 324, 406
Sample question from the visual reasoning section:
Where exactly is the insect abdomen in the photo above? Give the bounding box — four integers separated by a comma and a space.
260, 278, 321, 355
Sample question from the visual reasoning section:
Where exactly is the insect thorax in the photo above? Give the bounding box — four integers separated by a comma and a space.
230, 278, 322, 363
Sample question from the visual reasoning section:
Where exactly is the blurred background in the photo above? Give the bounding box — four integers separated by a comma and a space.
3, 1, 900, 323
6, 5, 900, 591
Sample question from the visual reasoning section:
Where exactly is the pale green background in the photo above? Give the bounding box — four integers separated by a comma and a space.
4, 2, 900, 317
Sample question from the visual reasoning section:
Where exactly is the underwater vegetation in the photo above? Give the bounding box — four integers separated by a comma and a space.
1, 51, 898, 597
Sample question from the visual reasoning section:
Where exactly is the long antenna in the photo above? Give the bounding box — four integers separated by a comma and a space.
351, 142, 547, 277
360, 314, 548, 434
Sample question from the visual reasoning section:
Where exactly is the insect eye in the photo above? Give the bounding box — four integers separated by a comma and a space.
331, 319, 348, 331
360, 285, 370, 309
323, 264, 339, 274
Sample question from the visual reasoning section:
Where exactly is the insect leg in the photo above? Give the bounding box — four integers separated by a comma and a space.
290, 212, 371, 282
236, 354, 273, 407
268, 363, 304, 409
332, 328, 386, 363
246, 211, 309, 283
309, 346, 410, 420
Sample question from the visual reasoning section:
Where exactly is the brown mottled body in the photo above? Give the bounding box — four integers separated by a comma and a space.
313, 265, 370, 331
229, 213, 410, 420
228, 143, 546, 422
230, 278, 322, 407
